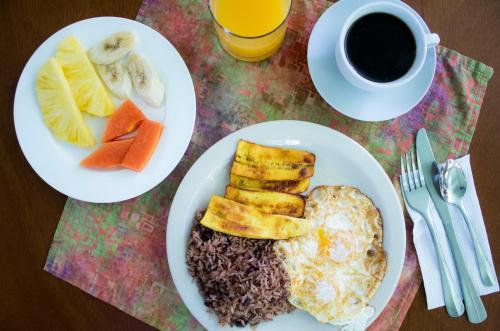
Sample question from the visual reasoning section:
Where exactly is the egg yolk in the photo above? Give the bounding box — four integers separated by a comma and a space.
318, 228, 330, 256
317, 228, 353, 262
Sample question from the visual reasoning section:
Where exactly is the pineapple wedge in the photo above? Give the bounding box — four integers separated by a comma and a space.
56, 36, 114, 117
36, 58, 95, 147
200, 195, 309, 240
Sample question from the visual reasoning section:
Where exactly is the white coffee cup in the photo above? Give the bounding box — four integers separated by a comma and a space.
335, 1, 439, 91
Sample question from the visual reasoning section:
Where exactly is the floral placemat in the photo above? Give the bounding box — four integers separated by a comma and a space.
44, 0, 493, 330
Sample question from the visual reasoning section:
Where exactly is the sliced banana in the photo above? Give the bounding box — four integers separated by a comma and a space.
96, 61, 132, 99
127, 52, 164, 107
89, 32, 135, 65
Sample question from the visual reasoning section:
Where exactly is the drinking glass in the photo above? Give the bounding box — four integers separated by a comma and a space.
208, 0, 292, 62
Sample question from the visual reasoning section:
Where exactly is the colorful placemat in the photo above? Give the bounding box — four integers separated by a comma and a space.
44, 0, 493, 330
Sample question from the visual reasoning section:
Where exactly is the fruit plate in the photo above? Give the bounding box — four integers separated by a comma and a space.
167, 121, 406, 330
14, 17, 196, 203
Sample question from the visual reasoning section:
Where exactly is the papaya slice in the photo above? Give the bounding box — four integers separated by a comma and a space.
121, 119, 163, 172
102, 99, 146, 142
80, 138, 134, 169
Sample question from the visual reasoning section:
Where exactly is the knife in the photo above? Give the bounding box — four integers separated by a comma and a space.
417, 128, 486, 323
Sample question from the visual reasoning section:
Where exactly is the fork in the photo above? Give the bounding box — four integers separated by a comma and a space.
400, 150, 465, 317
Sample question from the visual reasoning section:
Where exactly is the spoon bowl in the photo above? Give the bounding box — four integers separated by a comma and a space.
438, 158, 496, 287
439, 159, 467, 203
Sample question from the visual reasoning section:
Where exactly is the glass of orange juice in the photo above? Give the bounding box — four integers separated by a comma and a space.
208, 0, 292, 62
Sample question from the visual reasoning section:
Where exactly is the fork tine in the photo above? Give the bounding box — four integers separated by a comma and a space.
410, 150, 420, 187
406, 153, 415, 190
416, 150, 425, 185
400, 155, 409, 191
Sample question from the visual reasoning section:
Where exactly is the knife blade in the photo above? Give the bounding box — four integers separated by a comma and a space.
416, 128, 486, 323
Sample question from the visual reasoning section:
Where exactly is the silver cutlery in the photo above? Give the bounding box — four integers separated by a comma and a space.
439, 159, 496, 287
417, 128, 486, 323
400, 150, 465, 317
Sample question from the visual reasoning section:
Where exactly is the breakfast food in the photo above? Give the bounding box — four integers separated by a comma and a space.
96, 61, 132, 99
187, 211, 294, 327
90, 33, 165, 105
187, 141, 387, 328
231, 140, 315, 181
225, 185, 305, 217
56, 36, 114, 117
81, 106, 162, 172
276, 186, 387, 327
35, 30, 167, 172
187, 141, 312, 325
127, 52, 165, 107
102, 99, 146, 142
88, 32, 135, 64
199, 196, 309, 239
230, 174, 310, 193
80, 138, 134, 169
121, 119, 163, 171
36, 58, 95, 147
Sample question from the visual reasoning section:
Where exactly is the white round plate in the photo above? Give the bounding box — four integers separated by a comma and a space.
14, 17, 196, 203
167, 121, 405, 330
308, 0, 436, 121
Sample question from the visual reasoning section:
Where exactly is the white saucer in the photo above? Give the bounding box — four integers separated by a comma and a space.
308, 0, 436, 121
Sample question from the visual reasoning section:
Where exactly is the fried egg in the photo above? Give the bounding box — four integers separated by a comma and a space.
276, 186, 387, 326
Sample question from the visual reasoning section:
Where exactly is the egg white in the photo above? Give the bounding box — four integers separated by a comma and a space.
276, 186, 387, 325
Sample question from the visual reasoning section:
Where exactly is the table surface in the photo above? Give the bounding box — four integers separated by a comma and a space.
1, 0, 499, 330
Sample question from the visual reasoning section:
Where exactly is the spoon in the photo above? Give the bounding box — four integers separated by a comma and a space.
439, 159, 496, 287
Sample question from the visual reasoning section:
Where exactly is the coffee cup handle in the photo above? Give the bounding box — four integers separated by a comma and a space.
426, 33, 440, 48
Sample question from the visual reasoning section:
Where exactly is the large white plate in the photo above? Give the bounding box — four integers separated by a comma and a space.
167, 121, 405, 330
14, 17, 196, 203
308, 0, 436, 121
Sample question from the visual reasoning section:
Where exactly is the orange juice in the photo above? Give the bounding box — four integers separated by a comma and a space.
209, 0, 292, 61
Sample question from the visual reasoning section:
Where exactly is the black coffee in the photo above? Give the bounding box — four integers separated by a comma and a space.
345, 13, 416, 83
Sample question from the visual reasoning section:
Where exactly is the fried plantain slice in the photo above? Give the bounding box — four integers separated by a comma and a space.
231, 140, 315, 181
225, 186, 305, 217
200, 195, 309, 239
229, 174, 310, 193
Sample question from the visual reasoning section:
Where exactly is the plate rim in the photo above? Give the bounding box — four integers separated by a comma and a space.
167, 120, 406, 330
13, 16, 196, 203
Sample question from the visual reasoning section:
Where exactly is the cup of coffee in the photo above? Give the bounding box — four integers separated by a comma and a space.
335, 1, 439, 91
